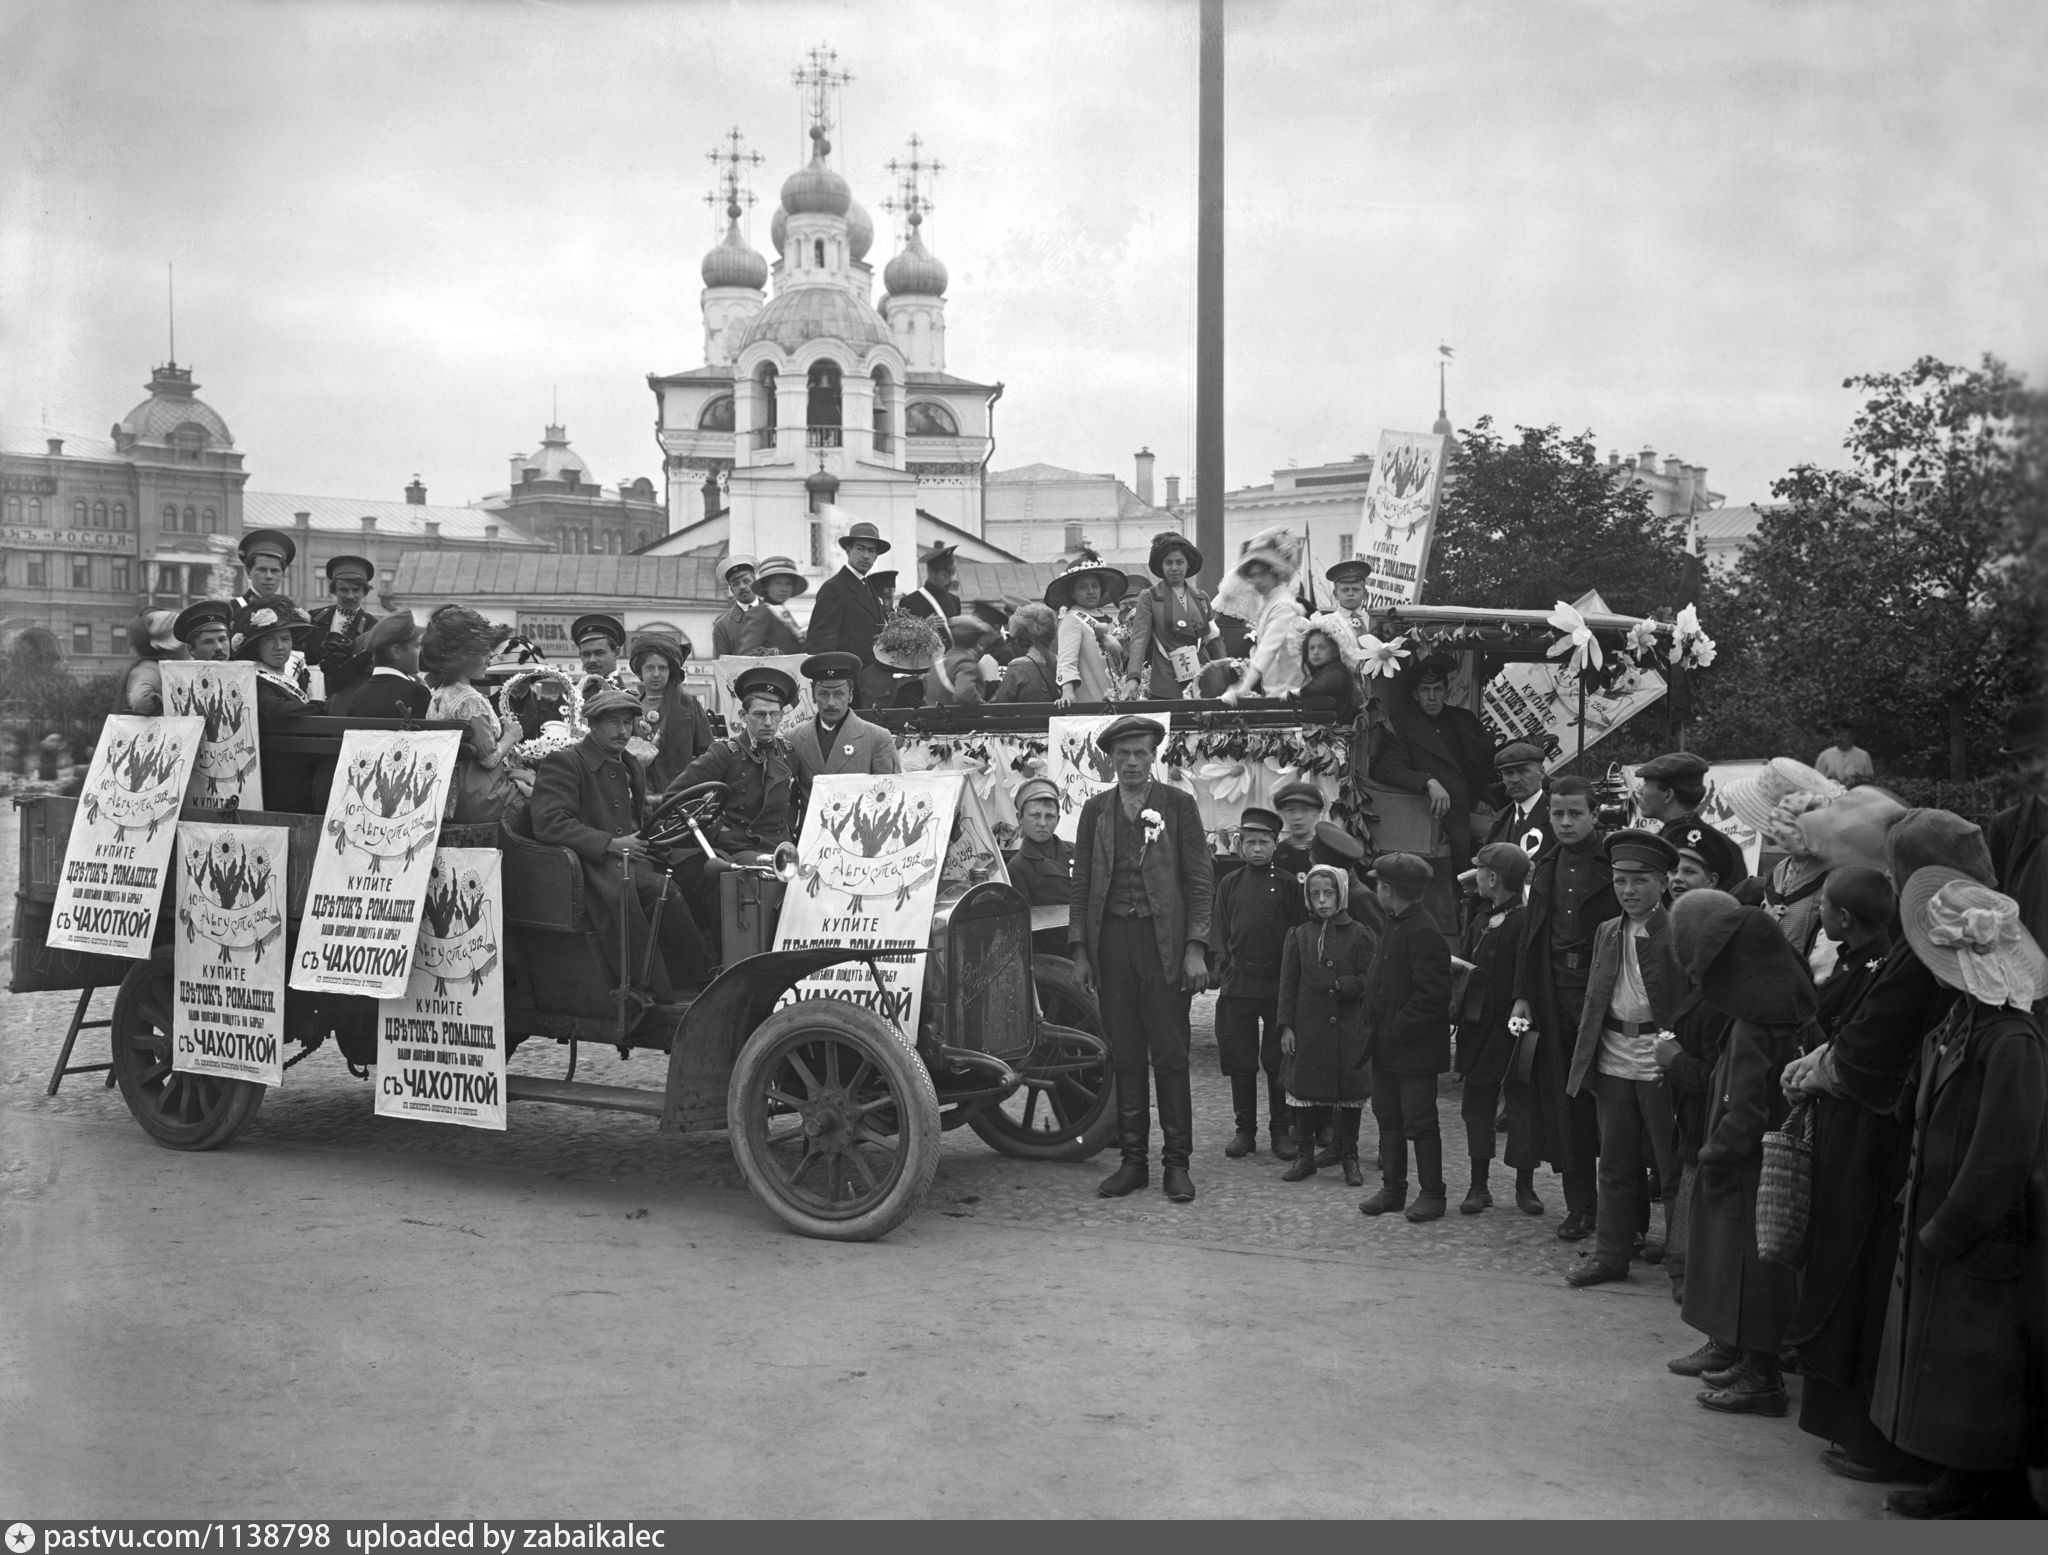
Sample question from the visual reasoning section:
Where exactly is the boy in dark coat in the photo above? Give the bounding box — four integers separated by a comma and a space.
1813, 866, 1894, 1040
1508, 775, 1617, 1236
1458, 842, 1531, 1214
1211, 806, 1302, 1160
1358, 852, 1454, 1221
1278, 864, 1375, 1184
1006, 777, 1075, 955
1666, 890, 1817, 1416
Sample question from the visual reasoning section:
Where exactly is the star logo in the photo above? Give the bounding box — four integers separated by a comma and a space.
8, 1524, 36, 1553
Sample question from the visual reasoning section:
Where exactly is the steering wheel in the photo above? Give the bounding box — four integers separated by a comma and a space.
644, 780, 730, 854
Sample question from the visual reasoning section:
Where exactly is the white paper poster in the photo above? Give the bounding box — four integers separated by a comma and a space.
172, 822, 288, 1086
47, 715, 205, 958
290, 729, 460, 998
708, 654, 814, 722
161, 660, 264, 814
376, 848, 507, 1130
1045, 713, 1174, 842
1356, 430, 1450, 611
773, 772, 963, 1035
1481, 659, 1668, 774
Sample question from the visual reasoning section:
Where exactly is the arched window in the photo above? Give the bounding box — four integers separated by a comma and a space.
74, 500, 87, 525
112, 501, 126, 526
813, 239, 826, 267
871, 367, 894, 454
201, 507, 217, 533
756, 364, 778, 446
698, 394, 735, 432
27, 498, 41, 523
557, 529, 569, 553
93, 500, 107, 527
5, 497, 19, 521
183, 506, 197, 532
806, 360, 842, 445
163, 504, 178, 531
905, 401, 958, 437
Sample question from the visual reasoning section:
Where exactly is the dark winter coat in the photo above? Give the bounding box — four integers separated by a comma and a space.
527, 734, 672, 993
1069, 780, 1215, 989
1370, 698, 1496, 867
1870, 1000, 2048, 1472
1293, 661, 1360, 723
1212, 860, 1301, 1003
1483, 791, 1556, 861
1680, 911, 1817, 1352
1456, 898, 1526, 1085
344, 670, 431, 721
1814, 931, 1891, 1043
670, 735, 796, 856
1363, 899, 1452, 1076
1278, 915, 1374, 1104
806, 564, 888, 664
1507, 836, 1618, 1173
1664, 989, 1731, 1167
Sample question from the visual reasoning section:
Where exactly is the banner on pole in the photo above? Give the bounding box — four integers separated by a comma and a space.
161, 660, 264, 814
1481, 659, 1668, 774
172, 822, 288, 1086
1355, 430, 1450, 611
1045, 713, 1174, 842
376, 848, 507, 1130
47, 715, 205, 958
773, 772, 963, 1035
290, 729, 460, 998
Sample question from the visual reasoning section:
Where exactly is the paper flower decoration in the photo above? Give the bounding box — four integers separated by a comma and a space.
1545, 601, 1603, 675
1670, 603, 1718, 670
1625, 618, 1661, 660
1357, 634, 1410, 679
1195, 758, 1251, 805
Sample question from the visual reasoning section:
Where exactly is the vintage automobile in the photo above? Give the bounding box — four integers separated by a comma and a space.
10, 715, 1115, 1242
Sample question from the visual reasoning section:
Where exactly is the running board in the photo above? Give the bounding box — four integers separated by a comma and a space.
506, 1075, 667, 1117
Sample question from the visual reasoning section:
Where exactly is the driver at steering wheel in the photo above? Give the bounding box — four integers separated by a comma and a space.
664, 665, 800, 951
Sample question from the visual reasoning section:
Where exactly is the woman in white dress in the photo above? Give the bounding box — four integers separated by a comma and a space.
1046, 559, 1129, 706
1219, 539, 1306, 701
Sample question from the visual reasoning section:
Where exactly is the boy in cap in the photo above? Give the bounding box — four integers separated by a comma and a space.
1562, 829, 1685, 1286
1358, 851, 1454, 1221
1006, 776, 1074, 953
1210, 806, 1301, 1160
235, 529, 296, 607
1458, 842, 1532, 1214
1668, 818, 1742, 900
307, 554, 379, 676
1324, 557, 1375, 645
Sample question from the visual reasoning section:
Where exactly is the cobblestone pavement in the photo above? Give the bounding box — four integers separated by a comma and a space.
2, 807, 1629, 1289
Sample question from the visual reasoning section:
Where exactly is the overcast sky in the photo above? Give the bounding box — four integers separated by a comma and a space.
5, 0, 2042, 512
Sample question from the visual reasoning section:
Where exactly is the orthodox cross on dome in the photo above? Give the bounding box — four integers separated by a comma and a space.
883, 134, 943, 240
704, 125, 764, 228
791, 43, 852, 158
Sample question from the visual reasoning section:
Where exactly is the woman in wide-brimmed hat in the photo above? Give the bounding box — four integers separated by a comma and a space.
1045, 558, 1129, 705
1121, 531, 1217, 699
1219, 534, 1306, 702
1866, 870, 2048, 1519
857, 612, 944, 711
115, 609, 183, 716
1726, 758, 1848, 963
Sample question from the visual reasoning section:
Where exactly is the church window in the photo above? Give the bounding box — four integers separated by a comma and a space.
698, 395, 735, 432
756, 364, 778, 448
905, 401, 958, 437
806, 361, 842, 445
814, 239, 825, 267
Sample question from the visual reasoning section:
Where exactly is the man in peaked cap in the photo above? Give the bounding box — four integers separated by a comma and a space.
709, 554, 760, 658
901, 543, 960, 649
787, 652, 899, 790
307, 554, 380, 677
667, 664, 800, 952
570, 613, 626, 676
173, 599, 234, 662
1209, 804, 1302, 1161
806, 520, 891, 665
235, 529, 297, 607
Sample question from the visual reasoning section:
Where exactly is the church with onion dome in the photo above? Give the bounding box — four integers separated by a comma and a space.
646, 48, 1015, 575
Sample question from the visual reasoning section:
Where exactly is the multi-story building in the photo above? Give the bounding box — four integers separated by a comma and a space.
477, 422, 667, 555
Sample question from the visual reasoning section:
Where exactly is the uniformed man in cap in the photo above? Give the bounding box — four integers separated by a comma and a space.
1006, 776, 1074, 953
1070, 714, 1214, 1204
307, 554, 380, 676
571, 613, 637, 689
235, 529, 297, 607
709, 555, 760, 658
528, 685, 717, 992
1324, 556, 1376, 645
806, 520, 891, 664
901, 544, 960, 648
173, 599, 234, 662
786, 653, 899, 789
667, 664, 800, 948
1357, 851, 1455, 1221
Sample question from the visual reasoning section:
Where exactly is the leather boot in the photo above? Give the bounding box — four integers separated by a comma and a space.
1157, 1068, 1196, 1203
1697, 1351, 1788, 1416
1282, 1106, 1320, 1181
1268, 1075, 1295, 1160
1405, 1134, 1448, 1221
1339, 1108, 1364, 1187
1461, 1160, 1492, 1215
1361, 1127, 1409, 1214
1096, 1067, 1151, 1198
1313, 1124, 1345, 1169
1514, 1168, 1545, 1215
1224, 1073, 1258, 1158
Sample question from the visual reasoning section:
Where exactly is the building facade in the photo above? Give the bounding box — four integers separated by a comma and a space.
479, 423, 667, 555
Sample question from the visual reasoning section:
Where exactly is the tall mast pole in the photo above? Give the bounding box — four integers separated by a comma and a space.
1195, 0, 1225, 591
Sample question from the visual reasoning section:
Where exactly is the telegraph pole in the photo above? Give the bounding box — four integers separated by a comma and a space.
1195, 0, 1225, 591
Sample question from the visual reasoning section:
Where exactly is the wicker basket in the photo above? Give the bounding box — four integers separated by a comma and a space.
1756, 1096, 1816, 1267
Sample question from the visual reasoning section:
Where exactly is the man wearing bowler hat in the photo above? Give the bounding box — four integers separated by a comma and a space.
806, 520, 891, 665
306, 554, 380, 677
1071, 714, 1214, 1203
1987, 700, 2047, 948
901, 544, 960, 649
235, 529, 297, 608
787, 653, 899, 790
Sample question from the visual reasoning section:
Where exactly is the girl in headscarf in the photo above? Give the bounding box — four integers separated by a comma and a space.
1276, 865, 1375, 1186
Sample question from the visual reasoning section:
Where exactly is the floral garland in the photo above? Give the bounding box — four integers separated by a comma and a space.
506, 667, 587, 769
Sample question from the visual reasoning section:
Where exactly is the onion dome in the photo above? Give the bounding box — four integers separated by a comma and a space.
779, 126, 851, 217
882, 212, 948, 297
525, 423, 589, 480
770, 205, 788, 255
846, 198, 874, 261
701, 205, 768, 290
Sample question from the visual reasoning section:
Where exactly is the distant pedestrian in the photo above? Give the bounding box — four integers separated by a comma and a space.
1814, 721, 1874, 785
1211, 807, 1302, 1161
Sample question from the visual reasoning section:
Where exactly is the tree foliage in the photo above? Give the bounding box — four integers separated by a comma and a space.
0, 628, 117, 768
1695, 355, 2041, 779
1426, 418, 1690, 617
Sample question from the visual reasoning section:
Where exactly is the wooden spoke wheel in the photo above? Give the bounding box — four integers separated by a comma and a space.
727, 999, 940, 1242
109, 948, 265, 1151
967, 955, 1117, 1162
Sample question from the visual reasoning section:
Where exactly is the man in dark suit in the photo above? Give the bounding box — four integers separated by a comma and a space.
1357, 851, 1454, 1221
1484, 741, 1555, 859
306, 554, 379, 681
337, 613, 429, 719
805, 521, 890, 669
900, 544, 960, 649
1070, 715, 1214, 1204
529, 687, 715, 992
708, 555, 759, 658
1370, 654, 1497, 871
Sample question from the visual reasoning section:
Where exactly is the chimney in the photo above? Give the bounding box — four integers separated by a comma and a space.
1663, 455, 1684, 478
701, 471, 721, 520
45, 438, 63, 456
1134, 447, 1155, 506
484, 523, 499, 540
1164, 474, 1181, 507
405, 475, 426, 504
509, 453, 528, 485
1638, 446, 1657, 472
1608, 450, 1621, 467
424, 520, 440, 539
360, 514, 377, 533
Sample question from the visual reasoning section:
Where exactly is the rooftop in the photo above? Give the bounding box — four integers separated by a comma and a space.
389, 550, 732, 605
242, 491, 547, 546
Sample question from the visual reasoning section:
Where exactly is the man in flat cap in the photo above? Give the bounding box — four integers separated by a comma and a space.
1636, 750, 1712, 835
173, 599, 234, 662
1358, 851, 1454, 1221
1484, 741, 1555, 860
806, 520, 891, 666
528, 685, 717, 993
787, 653, 899, 791
1561, 829, 1685, 1286
667, 664, 801, 952
1071, 714, 1214, 1204
1210, 805, 1302, 1161
307, 554, 380, 679
709, 555, 760, 659
1007, 776, 1075, 953
900, 544, 960, 650
235, 529, 297, 608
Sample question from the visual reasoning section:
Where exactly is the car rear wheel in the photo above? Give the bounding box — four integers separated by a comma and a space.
110, 948, 266, 1150
727, 998, 941, 1242
967, 955, 1116, 1162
